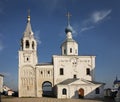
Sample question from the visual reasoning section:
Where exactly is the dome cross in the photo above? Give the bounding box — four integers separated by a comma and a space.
66, 12, 72, 25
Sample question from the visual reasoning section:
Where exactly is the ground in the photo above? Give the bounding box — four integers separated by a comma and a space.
1, 96, 116, 102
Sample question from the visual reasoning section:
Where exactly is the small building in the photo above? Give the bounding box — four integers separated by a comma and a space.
8, 90, 14, 96
0, 74, 4, 93
113, 76, 120, 91
3, 85, 15, 96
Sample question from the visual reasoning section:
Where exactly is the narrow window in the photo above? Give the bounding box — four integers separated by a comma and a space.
41, 71, 43, 74
64, 49, 66, 54
48, 71, 50, 74
60, 68, 64, 75
32, 41, 34, 49
74, 75, 77, 78
86, 68, 90, 75
70, 48, 72, 53
95, 88, 100, 94
62, 88, 67, 95
27, 86, 29, 90
75, 49, 77, 54
26, 40, 29, 48
27, 57, 29, 61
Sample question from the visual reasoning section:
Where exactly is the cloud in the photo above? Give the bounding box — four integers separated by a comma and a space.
80, 9, 112, 33
91, 9, 112, 23
34, 30, 42, 45
80, 26, 95, 33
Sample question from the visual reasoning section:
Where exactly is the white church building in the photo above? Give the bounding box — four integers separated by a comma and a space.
18, 13, 105, 99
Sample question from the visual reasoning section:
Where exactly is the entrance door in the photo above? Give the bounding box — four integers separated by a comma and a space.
42, 81, 52, 97
78, 88, 84, 98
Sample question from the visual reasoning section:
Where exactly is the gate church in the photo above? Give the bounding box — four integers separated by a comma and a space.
18, 12, 104, 99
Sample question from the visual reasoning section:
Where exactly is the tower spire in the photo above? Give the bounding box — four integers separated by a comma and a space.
24, 10, 33, 37
27, 9, 30, 22
116, 75, 118, 81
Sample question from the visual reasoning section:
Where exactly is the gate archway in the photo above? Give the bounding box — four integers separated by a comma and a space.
78, 88, 84, 98
42, 81, 52, 97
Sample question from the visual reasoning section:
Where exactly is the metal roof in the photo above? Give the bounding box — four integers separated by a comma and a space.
58, 78, 79, 85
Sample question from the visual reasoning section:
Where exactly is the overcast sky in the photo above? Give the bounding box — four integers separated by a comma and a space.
0, 0, 120, 91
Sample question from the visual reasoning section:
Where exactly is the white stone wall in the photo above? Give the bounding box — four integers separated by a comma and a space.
19, 51, 38, 68
19, 66, 36, 97
36, 65, 54, 97
53, 55, 95, 85
0, 75, 3, 93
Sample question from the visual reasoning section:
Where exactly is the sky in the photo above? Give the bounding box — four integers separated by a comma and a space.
0, 0, 120, 91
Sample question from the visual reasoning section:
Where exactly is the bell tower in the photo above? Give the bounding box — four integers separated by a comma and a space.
19, 11, 38, 67
18, 11, 38, 97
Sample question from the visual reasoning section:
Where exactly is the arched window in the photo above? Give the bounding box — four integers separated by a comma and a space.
95, 88, 100, 94
70, 48, 72, 53
26, 40, 29, 48
74, 74, 77, 78
86, 68, 90, 75
32, 41, 34, 49
60, 68, 64, 75
62, 88, 67, 95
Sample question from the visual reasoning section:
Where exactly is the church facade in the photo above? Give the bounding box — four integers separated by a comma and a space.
18, 13, 105, 99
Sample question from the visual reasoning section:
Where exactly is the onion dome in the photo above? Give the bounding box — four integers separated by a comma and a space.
65, 24, 72, 33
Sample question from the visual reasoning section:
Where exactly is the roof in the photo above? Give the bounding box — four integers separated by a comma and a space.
65, 24, 73, 33
23, 15, 34, 37
36, 62, 53, 66
87, 80, 105, 85
113, 76, 120, 84
0, 74, 4, 77
114, 80, 120, 84
58, 78, 79, 85
58, 78, 105, 85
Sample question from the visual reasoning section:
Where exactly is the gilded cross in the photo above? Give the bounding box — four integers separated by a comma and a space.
27, 9, 31, 22
66, 12, 72, 25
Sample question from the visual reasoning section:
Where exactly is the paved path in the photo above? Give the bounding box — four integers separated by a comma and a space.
1, 97, 104, 102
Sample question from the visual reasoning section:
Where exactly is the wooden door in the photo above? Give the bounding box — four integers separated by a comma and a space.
78, 88, 84, 98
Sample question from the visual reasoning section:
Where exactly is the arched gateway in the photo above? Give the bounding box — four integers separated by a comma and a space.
42, 81, 53, 97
